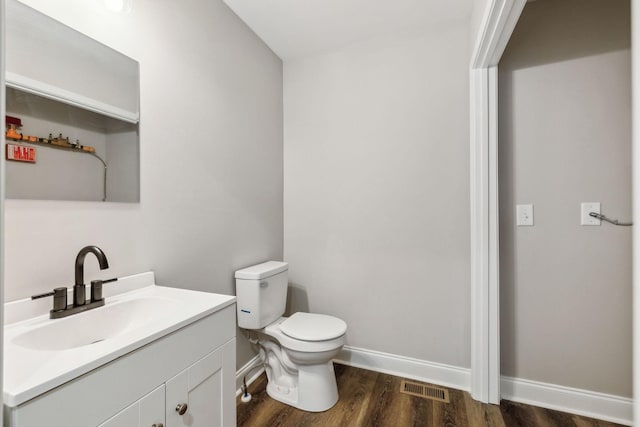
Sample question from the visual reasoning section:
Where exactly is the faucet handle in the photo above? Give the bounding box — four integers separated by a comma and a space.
31, 287, 68, 312
90, 277, 118, 302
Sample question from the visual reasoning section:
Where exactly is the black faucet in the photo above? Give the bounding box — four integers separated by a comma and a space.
32, 245, 117, 319
74, 245, 109, 306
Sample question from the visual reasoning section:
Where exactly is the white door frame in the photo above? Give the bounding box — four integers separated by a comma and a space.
469, 0, 526, 404
473, 3, 639, 419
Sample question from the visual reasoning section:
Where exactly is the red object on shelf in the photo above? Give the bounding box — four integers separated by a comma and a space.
5, 115, 22, 127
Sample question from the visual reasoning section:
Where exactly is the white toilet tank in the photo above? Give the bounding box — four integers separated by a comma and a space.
235, 261, 289, 329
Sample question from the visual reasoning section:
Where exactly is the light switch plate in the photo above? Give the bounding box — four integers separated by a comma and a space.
581, 202, 601, 225
516, 204, 534, 226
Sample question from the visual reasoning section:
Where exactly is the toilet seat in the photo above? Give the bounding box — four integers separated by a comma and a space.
264, 315, 346, 353
280, 312, 347, 341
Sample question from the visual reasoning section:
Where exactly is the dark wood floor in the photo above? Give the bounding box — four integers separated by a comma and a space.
237, 364, 626, 427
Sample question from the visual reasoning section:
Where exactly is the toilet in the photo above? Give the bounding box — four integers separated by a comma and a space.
235, 261, 347, 412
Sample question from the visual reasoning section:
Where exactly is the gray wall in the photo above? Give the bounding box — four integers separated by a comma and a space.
3, 0, 283, 369
499, 0, 632, 396
283, 22, 471, 368
105, 126, 139, 203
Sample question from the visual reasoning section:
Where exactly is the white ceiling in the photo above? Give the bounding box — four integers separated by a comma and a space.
223, 0, 473, 61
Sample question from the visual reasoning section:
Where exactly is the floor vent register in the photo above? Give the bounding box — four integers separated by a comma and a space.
400, 380, 450, 403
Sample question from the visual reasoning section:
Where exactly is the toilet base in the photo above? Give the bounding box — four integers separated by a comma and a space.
266, 361, 339, 412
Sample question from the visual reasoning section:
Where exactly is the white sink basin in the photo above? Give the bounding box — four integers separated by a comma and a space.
4, 272, 236, 407
12, 296, 180, 351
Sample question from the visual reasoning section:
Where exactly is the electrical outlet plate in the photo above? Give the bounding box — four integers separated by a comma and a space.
516, 204, 534, 226
581, 202, 601, 225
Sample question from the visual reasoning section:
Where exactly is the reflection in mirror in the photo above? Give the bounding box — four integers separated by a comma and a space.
4, 0, 140, 203
6, 89, 139, 202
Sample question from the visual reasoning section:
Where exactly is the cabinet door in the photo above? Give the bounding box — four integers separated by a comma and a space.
140, 385, 166, 427
97, 385, 165, 427
166, 347, 226, 427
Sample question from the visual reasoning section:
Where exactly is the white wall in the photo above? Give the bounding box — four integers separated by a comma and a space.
283, 22, 471, 368
499, 0, 631, 397
3, 0, 283, 367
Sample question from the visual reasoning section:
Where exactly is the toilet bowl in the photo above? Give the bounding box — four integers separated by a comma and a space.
235, 261, 347, 412
259, 314, 346, 411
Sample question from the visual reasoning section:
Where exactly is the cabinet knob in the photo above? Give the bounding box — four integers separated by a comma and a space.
151, 424, 164, 427
176, 402, 188, 415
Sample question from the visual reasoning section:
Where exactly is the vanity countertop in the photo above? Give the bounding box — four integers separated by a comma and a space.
3, 272, 236, 407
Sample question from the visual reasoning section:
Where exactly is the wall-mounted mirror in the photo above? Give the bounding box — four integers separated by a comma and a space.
4, 0, 140, 202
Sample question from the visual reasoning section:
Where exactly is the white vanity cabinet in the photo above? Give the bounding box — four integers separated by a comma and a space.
98, 342, 230, 427
4, 300, 237, 427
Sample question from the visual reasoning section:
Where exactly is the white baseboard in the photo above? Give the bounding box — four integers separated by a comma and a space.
235, 355, 265, 397
501, 376, 633, 426
334, 345, 471, 392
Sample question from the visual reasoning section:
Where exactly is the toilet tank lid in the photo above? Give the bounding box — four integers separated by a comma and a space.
235, 261, 289, 280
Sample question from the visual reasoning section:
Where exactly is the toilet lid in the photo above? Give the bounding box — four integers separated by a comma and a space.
280, 312, 347, 341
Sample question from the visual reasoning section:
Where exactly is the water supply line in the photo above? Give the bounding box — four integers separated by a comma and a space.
240, 338, 265, 403
240, 360, 264, 403
88, 151, 108, 202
